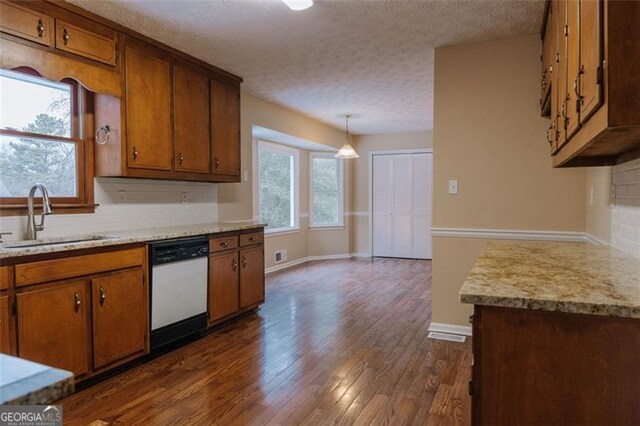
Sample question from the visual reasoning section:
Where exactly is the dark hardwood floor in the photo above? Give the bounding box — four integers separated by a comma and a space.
61, 258, 471, 425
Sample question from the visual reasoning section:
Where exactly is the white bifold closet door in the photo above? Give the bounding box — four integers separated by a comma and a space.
372, 153, 432, 259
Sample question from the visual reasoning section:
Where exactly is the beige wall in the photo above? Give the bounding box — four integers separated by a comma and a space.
350, 131, 433, 254
432, 35, 587, 327
217, 92, 351, 269
585, 167, 612, 244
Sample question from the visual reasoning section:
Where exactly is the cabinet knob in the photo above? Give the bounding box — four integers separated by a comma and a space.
74, 292, 81, 313
248, 237, 256, 242
133, 146, 138, 160
37, 19, 45, 38
179, 152, 184, 165
99, 287, 107, 306
241, 256, 247, 268
232, 258, 237, 271
62, 28, 70, 46
214, 157, 220, 169
221, 241, 229, 248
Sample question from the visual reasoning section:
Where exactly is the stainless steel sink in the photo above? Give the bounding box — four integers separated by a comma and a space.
1, 235, 118, 249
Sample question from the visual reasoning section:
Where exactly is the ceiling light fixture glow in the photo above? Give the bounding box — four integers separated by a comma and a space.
281, 0, 313, 11
336, 115, 359, 159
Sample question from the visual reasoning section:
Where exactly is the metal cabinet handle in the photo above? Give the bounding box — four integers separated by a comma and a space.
546, 125, 554, 144
220, 241, 229, 248
248, 237, 256, 242
232, 258, 237, 271
133, 146, 138, 160
179, 152, 184, 165
62, 28, 70, 46
74, 292, 81, 313
214, 157, 220, 169
574, 66, 584, 105
99, 287, 107, 306
241, 256, 247, 268
96, 125, 110, 145
37, 19, 45, 38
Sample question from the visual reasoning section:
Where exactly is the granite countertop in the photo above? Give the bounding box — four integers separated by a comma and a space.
0, 354, 74, 405
0, 221, 266, 260
460, 241, 640, 319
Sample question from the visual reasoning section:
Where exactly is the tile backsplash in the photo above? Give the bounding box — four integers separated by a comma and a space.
611, 158, 640, 258
0, 178, 218, 241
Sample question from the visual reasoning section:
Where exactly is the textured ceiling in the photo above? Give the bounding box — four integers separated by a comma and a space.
68, 0, 545, 134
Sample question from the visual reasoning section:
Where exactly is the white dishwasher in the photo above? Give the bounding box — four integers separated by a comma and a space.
149, 236, 209, 351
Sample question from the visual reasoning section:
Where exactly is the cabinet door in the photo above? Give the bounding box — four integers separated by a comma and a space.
174, 67, 211, 173
0, 294, 11, 354
0, 2, 53, 46
17, 280, 90, 376
55, 19, 117, 66
211, 80, 240, 177
579, 0, 604, 123
239, 246, 264, 308
92, 268, 146, 369
125, 46, 173, 171
565, 0, 581, 139
556, 0, 568, 148
541, 3, 555, 114
208, 252, 239, 322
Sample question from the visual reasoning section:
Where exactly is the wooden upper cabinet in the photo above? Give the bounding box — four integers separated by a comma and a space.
55, 19, 117, 66
565, 0, 581, 139
579, 0, 604, 124
211, 80, 241, 179
0, 294, 11, 354
209, 251, 240, 322
0, 1, 53, 46
125, 46, 173, 171
239, 245, 265, 309
91, 268, 147, 369
541, 1, 555, 117
17, 280, 90, 376
555, 0, 568, 148
173, 67, 211, 173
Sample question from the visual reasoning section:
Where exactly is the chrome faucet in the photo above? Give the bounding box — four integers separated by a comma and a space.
26, 183, 53, 240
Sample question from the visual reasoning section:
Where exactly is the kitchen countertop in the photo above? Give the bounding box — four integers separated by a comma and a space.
460, 241, 640, 319
0, 221, 265, 260
0, 354, 74, 405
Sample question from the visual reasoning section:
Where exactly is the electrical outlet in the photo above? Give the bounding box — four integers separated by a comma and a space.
448, 180, 459, 195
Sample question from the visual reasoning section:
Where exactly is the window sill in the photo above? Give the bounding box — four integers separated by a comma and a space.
265, 228, 301, 237
0, 204, 98, 217
309, 226, 345, 231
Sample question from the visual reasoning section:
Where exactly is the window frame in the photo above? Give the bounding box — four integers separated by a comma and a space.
256, 140, 300, 235
309, 152, 344, 229
0, 67, 94, 216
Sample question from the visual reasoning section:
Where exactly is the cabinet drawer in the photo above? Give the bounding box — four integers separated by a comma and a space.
15, 247, 145, 287
0, 267, 11, 291
0, 2, 53, 46
55, 19, 117, 66
210, 235, 238, 253
240, 231, 263, 247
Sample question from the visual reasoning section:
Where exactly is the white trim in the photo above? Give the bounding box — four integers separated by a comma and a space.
309, 152, 344, 228
264, 253, 369, 274
584, 233, 609, 246
265, 228, 301, 237
345, 211, 370, 217
309, 226, 345, 231
428, 322, 472, 337
368, 148, 433, 156
431, 227, 607, 244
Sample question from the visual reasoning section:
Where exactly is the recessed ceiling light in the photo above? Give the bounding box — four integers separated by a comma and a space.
281, 0, 313, 11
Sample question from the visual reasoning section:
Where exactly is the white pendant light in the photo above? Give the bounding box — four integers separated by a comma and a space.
336, 115, 359, 159
281, 0, 313, 11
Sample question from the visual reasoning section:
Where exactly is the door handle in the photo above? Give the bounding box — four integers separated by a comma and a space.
99, 287, 107, 306
232, 258, 237, 271
37, 19, 45, 38
74, 292, 81, 313
241, 256, 247, 268
62, 28, 70, 46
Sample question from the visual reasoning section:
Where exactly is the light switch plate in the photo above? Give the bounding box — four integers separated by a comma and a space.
448, 180, 459, 195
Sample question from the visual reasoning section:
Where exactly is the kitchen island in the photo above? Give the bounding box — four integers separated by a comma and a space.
461, 241, 640, 426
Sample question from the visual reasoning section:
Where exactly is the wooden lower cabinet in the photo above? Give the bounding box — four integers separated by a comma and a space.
17, 280, 90, 376
208, 252, 239, 323
1, 293, 12, 354
471, 305, 640, 425
240, 245, 265, 308
92, 267, 146, 369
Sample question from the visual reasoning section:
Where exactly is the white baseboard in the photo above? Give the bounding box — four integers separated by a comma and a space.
265, 253, 371, 274
428, 322, 472, 337
431, 228, 608, 246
